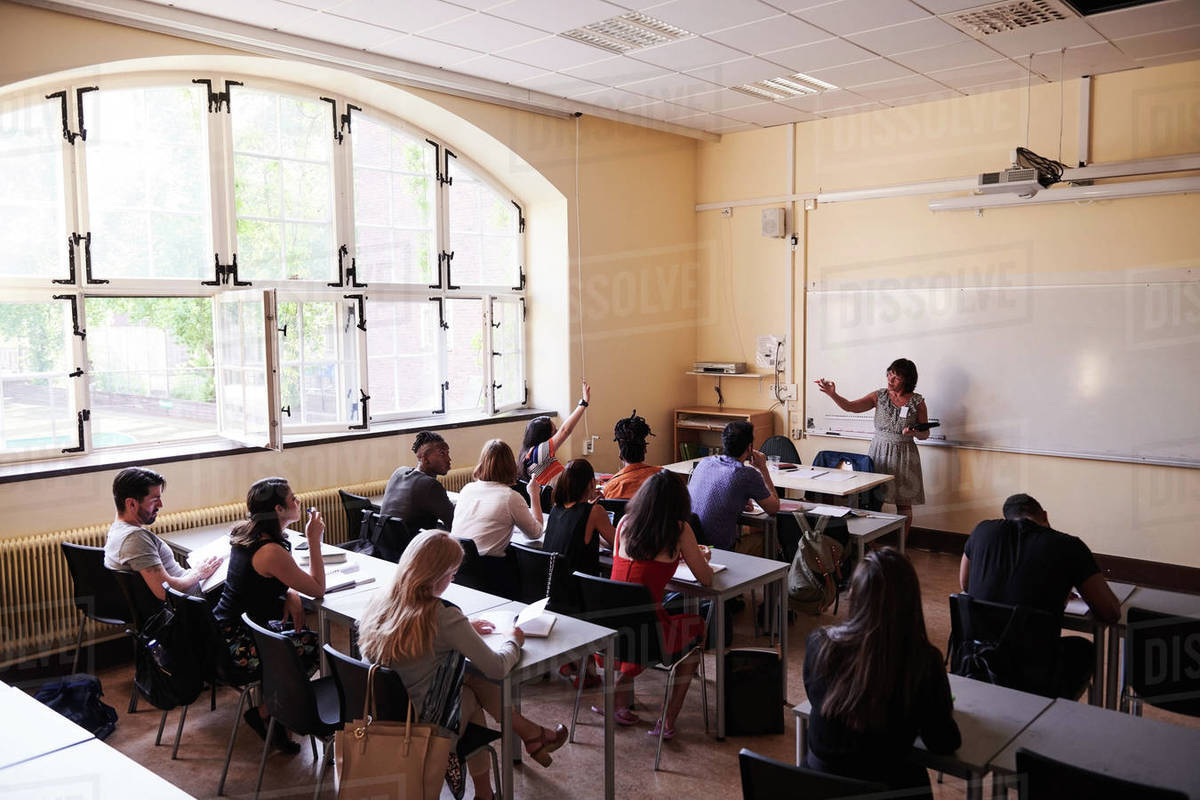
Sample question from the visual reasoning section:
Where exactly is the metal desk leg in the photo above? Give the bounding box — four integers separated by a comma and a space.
990, 772, 1008, 799
795, 716, 807, 765
715, 592, 727, 740
966, 773, 982, 800
764, 516, 777, 560
501, 675, 515, 800
319, 610, 331, 673
603, 640, 614, 800
1088, 621, 1104, 706
779, 575, 788, 703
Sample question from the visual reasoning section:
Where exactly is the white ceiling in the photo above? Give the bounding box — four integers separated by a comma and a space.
33, 0, 1200, 135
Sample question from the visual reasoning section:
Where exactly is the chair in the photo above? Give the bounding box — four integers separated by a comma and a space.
162, 588, 257, 796
452, 537, 489, 591
947, 593, 1062, 698
111, 568, 166, 713
344, 510, 413, 563
811, 450, 882, 511
1014, 747, 1187, 800
514, 479, 553, 511
737, 748, 887, 799
598, 497, 629, 526
510, 542, 575, 613
1122, 606, 1200, 718
323, 644, 503, 800
60, 543, 131, 675
337, 489, 379, 542
759, 435, 801, 465
571, 572, 708, 770
242, 614, 341, 800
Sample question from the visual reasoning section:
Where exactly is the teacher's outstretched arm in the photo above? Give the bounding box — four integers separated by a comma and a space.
814, 378, 875, 414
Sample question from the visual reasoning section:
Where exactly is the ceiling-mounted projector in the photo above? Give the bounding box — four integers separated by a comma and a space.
977, 167, 1041, 197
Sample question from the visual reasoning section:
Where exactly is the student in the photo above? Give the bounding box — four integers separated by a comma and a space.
601, 409, 662, 500
357, 531, 567, 800
380, 430, 455, 533
519, 381, 591, 489
542, 458, 615, 579
603, 470, 712, 738
803, 548, 960, 796
212, 477, 326, 754
103, 467, 222, 600
687, 420, 780, 551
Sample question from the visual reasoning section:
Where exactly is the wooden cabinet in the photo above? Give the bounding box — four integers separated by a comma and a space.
673, 406, 773, 461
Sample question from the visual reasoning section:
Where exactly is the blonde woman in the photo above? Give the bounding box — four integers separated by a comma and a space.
357, 531, 567, 800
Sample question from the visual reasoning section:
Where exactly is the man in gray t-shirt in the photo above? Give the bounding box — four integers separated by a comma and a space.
380, 431, 455, 533
103, 467, 220, 599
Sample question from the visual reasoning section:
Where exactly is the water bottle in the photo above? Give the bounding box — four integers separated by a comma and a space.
147, 638, 170, 670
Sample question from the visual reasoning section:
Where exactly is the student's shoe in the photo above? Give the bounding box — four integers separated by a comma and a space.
647, 719, 676, 740
524, 724, 568, 767
591, 705, 640, 725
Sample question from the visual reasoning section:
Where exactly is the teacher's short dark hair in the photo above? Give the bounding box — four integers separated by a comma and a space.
722, 420, 755, 458
887, 358, 918, 393
1003, 493, 1044, 521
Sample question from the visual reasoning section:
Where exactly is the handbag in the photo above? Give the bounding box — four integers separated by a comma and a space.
335, 664, 453, 800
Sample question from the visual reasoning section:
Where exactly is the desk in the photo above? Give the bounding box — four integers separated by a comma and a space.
663, 458, 894, 509
665, 549, 788, 740
1111, 586, 1200, 711
793, 674, 1053, 800
0, 681, 95, 770
1062, 580, 1136, 707
991, 698, 1200, 798
0, 738, 195, 798
781, 501, 906, 561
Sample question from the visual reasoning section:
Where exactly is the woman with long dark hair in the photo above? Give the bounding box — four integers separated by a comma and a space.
213, 477, 327, 753
358, 531, 567, 800
603, 470, 712, 738
543, 458, 615, 579
519, 381, 591, 487
803, 548, 959, 794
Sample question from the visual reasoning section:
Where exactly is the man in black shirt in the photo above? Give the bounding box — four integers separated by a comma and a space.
960, 493, 1119, 698
380, 431, 455, 533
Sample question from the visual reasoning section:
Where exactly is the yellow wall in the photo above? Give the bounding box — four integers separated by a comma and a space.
698, 60, 1200, 567
0, 2, 698, 537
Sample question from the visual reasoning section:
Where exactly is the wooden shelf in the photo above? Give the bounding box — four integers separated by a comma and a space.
673, 406, 773, 461
685, 371, 768, 379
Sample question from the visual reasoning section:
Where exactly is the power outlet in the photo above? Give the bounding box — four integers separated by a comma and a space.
768, 383, 797, 400
791, 428, 804, 439
582, 436, 597, 455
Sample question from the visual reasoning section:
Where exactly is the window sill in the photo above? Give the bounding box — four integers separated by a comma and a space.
0, 408, 551, 485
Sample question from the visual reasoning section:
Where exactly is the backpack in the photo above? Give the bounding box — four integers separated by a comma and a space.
133, 603, 207, 710
787, 513, 845, 615
33, 673, 118, 740
342, 511, 412, 563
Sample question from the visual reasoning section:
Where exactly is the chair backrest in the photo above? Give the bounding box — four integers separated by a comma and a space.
242, 613, 327, 734
737, 748, 887, 800
510, 542, 555, 605
514, 479, 553, 510
164, 587, 252, 686
110, 569, 165, 632
948, 593, 1060, 697
452, 537, 489, 591
574, 572, 665, 666
60, 542, 130, 626
1015, 747, 1187, 800
1125, 606, 1200, 718
759, 436, 801, 464
338, 489, 379, 542
358, 510, 415, 563
811, 450, 874, 472
323, 644, 411, 723
598, 497, 629, 525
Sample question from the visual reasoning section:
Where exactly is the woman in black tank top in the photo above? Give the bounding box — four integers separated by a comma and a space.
542, 459, 616, 579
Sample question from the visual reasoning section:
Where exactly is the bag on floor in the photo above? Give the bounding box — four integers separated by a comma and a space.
132, 604, 206, 710
335, 664, 453, 800
33, 673, 118, 740
724, 648, 784, 735
787, 513, 844, 615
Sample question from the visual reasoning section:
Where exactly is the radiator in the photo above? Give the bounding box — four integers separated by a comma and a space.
0, 468, 474, 668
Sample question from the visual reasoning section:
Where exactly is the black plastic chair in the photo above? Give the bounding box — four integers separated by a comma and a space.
337, 489, 379, 542
452, 537, 489, 591
242, 614, 341, 800
514, 479, 553, 511
811, 450, 882, 511
323, 644, 503, 800
60, 543, 131, 675
759, 435, 801, 464
510, 542, 576, 613
1123, 606, 1200, 718
948, 593, 1062, 698
598, 498, 629, 526
571, 572, 707, 770
343, 510, 413, 563
1015, 747, 1187, 800
111, 568, 167, 713
737, 748, 887, 799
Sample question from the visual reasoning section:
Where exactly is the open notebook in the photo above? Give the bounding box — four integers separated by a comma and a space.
480, 597, 557, 638
673, 562, 726, 582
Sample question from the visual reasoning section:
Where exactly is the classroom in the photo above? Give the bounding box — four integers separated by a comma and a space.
1, 0, 1198, 797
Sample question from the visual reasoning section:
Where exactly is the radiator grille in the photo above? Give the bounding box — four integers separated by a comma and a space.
0, 468, 474, 667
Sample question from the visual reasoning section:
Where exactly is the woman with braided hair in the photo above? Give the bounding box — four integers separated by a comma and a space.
601, 410, 664, 500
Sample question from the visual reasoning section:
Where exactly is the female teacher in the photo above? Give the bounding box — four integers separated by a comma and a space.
815, 358, 929, 543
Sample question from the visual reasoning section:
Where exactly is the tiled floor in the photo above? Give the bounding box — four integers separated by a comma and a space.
37, 549, 1199, 799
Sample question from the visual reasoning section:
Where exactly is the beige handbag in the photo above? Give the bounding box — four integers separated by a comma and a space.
335, 664, 453, 800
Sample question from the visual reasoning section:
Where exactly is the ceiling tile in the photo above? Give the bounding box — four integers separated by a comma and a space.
452, 54, 551, 83
848, 17, 968, 55
961, 74, 1047, 95
443, 0, 509, 8
562, 56, 674, 84
1115, 25, 1200, 59
781, 87, 873, 111
646, 0, 780, 35
664, 113, 747, 133
374, 34, 484, 67
706, 13, 828, 52
273, 0, 338, 9
763, 37, 875, 73
685, 57, 792, 86
1028, 42, 1137, 79
165, 0, 318, 30
928, 58, 1029, 89
667, 87, 763, 112
276, 11, 401, 48
1087, 0, 1200, 41
817, 100, 887, 117
723, 101, 817, 126
978, 18, 1105, 59
848, 74, 947, 101
891, 39, 1002, 72
762, 0, 847, 11
486, 0, 626, 34
422, 12, 547, 50
570, 85, 659, 109
620, 71, 724, 100
1132, 50, 1200, 68
627, 35, 747, 70
808, 58, 915, 87
913, 0, 995, 12
621, 99, 701, 120
496, 34, 617, 70
519, 71, 606, 97
797, 0, 928, 36
331, 0, 471, 34
888, 88, 963, 106
706, 119, 758, 134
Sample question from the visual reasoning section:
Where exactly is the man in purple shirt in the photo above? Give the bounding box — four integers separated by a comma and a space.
688, 421, 780, 551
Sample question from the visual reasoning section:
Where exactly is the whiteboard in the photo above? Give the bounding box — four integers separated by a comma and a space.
804, 272, 1200, 467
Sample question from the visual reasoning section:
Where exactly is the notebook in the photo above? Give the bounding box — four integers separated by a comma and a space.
674, 562, 726, 583
482, 597, 557, 638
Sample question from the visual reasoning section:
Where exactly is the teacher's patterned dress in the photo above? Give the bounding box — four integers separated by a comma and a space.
867, 389, 925, 505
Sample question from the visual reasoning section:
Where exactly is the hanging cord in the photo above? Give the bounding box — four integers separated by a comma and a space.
1057, 48, 1065, 164
574, 114, 589, 440
1024, 53, 1033, 148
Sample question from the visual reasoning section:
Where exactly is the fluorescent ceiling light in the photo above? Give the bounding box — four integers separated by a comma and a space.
561, 12, 692, 54
928, 176, 1200, 211
733, 73, 837, 101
